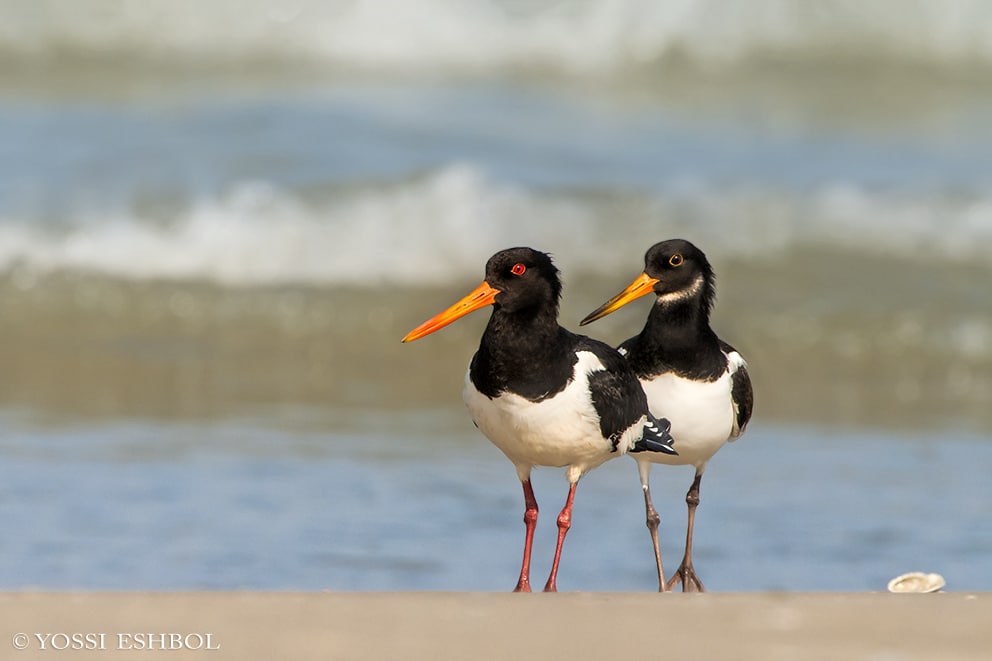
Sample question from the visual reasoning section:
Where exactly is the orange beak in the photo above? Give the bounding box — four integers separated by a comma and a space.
402, 281, 501, 342
579, 272, 659, 326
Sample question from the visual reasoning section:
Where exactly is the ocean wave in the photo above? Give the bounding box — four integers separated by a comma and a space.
4, 0, 992, 76
1, 165, 990, 286
0, 166, 590, 285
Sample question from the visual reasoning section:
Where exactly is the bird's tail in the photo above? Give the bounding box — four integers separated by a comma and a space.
632, 414, 677, 455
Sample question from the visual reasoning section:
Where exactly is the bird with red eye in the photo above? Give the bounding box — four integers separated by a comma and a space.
403, 247, 676, 592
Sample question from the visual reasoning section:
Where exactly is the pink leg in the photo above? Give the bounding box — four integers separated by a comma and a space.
666, 473, 706, 593
543, 482, 578, 592
643, 483, 669, 592
513, 479, 539, 592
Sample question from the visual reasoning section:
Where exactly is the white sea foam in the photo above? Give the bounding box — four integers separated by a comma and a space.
4, 0, 992, 76
0, 165, 990, 286
0, 166, 591, 285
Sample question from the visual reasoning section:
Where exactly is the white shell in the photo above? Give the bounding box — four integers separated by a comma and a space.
887, 572, 946, 593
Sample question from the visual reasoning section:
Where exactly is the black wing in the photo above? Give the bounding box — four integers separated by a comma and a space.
576, 335, 676, 455
720, 340, 753, 438
730, 363, 753, 438
577, 336, 650, 452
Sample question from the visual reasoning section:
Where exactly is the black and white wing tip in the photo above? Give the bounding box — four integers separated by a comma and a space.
632, 414, 677, 456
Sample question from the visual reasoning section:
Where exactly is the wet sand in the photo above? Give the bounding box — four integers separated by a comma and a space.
1, 592, 986, 660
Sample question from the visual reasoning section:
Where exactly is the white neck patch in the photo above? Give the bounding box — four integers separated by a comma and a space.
655, 273, 704, 307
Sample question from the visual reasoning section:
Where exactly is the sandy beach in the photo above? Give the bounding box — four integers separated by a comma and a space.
2, 592, 987, 660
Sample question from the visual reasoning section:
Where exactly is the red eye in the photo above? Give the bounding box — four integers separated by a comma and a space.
511, 263, 526, 276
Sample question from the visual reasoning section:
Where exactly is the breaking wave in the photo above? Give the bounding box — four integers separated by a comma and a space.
1, 165, 990, 286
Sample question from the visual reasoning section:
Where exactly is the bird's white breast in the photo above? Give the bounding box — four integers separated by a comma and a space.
639, 360, 737, 470
463, 350, 632, 482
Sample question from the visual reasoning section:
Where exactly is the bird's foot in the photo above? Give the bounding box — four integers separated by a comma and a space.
666, 563, 705, 593
513, 579, 532, 593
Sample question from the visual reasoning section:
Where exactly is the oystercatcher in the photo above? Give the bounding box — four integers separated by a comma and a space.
580, 239, 753, 592
403, 247, 676, 592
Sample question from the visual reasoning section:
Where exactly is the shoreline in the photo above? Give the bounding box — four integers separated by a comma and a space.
1, 592, 987, 660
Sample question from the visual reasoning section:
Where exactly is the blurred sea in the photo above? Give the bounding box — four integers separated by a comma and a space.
0, 0, 990, 591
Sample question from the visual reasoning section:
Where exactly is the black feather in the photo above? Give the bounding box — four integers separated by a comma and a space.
631, 414, 677, 455
581, 339, 650, 451
731, 365, 753, 435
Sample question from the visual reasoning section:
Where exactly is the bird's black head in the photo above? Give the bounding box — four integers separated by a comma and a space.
579, 238, 716, 327
484, 247, 562, 315
401, 246, 561, 343
642, 239, 715, 313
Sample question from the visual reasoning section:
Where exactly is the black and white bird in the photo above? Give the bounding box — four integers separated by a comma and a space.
403, 247, 676, 592
580, 239, 753, 592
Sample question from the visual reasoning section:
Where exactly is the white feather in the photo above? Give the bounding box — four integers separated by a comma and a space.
655, 273, 704, 307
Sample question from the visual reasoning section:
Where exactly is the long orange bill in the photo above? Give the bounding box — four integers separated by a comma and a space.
579, 272, 659, 326
402, 281, 501, 342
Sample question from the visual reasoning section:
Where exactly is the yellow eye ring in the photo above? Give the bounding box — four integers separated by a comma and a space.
669, 254, 683, 267
510, 263, 526, 276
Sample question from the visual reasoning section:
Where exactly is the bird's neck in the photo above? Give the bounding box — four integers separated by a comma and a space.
471, 306, 573, 400
481, 305, 564, 361
629, 297, 723, 379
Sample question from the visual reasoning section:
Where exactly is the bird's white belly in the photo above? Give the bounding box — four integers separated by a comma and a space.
462, 353, 624, 481
639, 371, 734, 469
